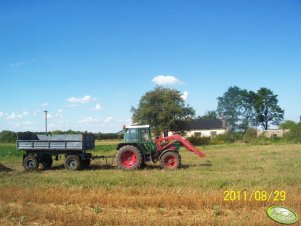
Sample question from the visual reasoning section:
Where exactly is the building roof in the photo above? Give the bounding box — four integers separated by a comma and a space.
186, 119, 225, 130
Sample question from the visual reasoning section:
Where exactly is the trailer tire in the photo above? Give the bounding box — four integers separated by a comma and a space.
64, 155, 81, 170
160, 152, 180, 170
40, 155, 53, 169
23, 155, 39, 171
116, 145, 142, 170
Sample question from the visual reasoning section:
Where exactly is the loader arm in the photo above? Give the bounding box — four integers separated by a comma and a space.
156, 134, 205, 158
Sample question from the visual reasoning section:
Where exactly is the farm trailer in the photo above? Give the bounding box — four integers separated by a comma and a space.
17, 125, 206, 171
17, 132, 99, 170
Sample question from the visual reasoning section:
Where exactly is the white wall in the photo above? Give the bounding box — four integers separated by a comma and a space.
186, 129, 226, 138
257, 129, 289, 138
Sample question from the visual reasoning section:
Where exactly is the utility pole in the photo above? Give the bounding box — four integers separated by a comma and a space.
44, 110, 48, 133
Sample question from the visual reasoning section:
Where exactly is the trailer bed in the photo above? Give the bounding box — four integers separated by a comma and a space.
17, 133, 95, 152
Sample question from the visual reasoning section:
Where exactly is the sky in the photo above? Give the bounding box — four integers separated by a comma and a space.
0, 0, 301, 132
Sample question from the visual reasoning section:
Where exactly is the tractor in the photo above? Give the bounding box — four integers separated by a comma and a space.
116, 125, 205, 170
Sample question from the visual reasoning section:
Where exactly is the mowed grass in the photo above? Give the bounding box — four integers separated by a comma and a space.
0, 142, 301, 225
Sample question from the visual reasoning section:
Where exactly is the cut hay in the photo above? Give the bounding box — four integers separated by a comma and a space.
0, 163, 12, 171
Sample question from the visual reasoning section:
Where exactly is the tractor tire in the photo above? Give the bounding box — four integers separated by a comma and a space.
64, 155, 81, 170
160, 152, 181, 170
81, 159, 91, 169
116, 145, 142, 170
40, 155, 53, 169
23, 155, 39, 171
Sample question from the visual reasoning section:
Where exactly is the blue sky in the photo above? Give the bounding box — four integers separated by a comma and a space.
0, 0, 301, 132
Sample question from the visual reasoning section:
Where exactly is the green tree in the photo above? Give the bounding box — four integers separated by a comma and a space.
253, 88, 284, 130
217, 86, 255, 132
285, 123, 301, 142
0, 130, 17, 143
198, 110, 218, 120
279, 120, 297, 130
131, 86, 195, 135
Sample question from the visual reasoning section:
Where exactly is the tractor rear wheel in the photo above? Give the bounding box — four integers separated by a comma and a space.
64, 155, 81, 170
23, 155, 39, 171
116, 145, 142, 170
160, 152, 181, 170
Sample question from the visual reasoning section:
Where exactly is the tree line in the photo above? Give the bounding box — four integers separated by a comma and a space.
0, 130, 123, 143
217, 86, 284, 132
131, 86, 301, 144
132, 86, 286, 134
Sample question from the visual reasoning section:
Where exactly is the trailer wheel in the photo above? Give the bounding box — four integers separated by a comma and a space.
64, 155, 81, 170
116, 145, 142, 170
160, 152, 180, 170
23, 155, 39, 171
40, 155, 53, 169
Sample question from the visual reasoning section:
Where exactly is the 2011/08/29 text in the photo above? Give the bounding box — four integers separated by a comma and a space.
223, 190, 286, 202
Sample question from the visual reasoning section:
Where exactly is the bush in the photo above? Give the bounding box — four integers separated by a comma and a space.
284, 123, 301, 142
242, 128, 257, 143
211, 132, 243, 145
95, 132, 123, 140
255, 134, 271, 145
279, 120, 297, 129
186, 135, 211, 146
0, 130, 17, 143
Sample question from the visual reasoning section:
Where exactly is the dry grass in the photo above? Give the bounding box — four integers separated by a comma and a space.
95, 139, 122, 145
0, 143, 301, 225
0, 163, 12, 172
1, 186, 300, 226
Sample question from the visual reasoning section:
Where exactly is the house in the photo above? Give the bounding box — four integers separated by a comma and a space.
185, 119, 227, 138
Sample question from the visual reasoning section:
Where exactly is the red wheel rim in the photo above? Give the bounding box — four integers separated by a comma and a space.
121, 150, 137, 167
164, 155, 177, 168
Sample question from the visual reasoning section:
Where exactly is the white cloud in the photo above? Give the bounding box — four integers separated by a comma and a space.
55, 113, 63, 118
66, 95, 95, 104
67, 104, 79, 108
10, 59, 36, 67
32, 110, 41, 116
117, 118, 132, 126
53, 109, 64, 118
40, 112, 62, 119
41, 102, 48, 107
22, 112, 29, 116
181, 91, 189, 101
0, 112, 4, 118
152, 75, 182, 85
78, 117, 99, 124
6, 111, 29, 120
93, 103, 102, 111
46, 113, 54, 119
104, 116, 113, 123
23, 121, 35, 126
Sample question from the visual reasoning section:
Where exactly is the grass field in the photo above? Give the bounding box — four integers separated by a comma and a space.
0, 142, 301, 225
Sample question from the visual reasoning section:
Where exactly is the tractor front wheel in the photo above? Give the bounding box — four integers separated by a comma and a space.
116, 145, 142, 170
160, 152, 181, 170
